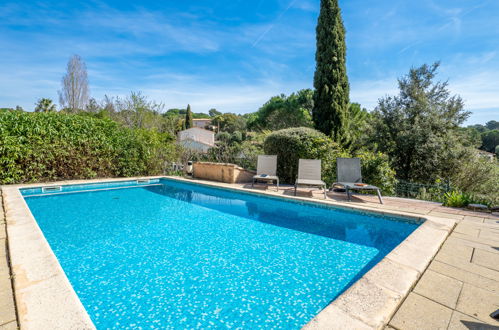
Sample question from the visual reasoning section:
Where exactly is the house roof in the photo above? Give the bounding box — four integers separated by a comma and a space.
177, 127, 215, 148
178, 137, 215, 147
178, 127, 214, 133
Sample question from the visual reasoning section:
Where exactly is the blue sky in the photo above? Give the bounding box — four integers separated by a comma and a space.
0, 0, 498, 124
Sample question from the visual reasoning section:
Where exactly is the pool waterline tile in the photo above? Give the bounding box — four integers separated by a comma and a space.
3, 176, 455, 329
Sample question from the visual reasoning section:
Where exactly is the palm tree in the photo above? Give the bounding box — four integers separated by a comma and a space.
34, 98, 57, 112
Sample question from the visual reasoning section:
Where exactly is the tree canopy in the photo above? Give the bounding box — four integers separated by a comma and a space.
370, 62, 470, 183
34, 98, 56, 112
209, 108, 221, 117
58, 54, 89, 112
247, 89, 314, 130
481, 130, 499, 153
312, 0, 349, 140
485, 120, 499, 130
466, 121, 499, 154
211, 113, 246, 133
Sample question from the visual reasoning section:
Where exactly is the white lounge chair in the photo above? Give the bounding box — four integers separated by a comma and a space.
331, 157, 383, 204
294, 159, 327, 199
252, 155, 279, 191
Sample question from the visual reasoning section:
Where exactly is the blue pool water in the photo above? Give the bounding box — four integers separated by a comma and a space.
23, 179, 420, 329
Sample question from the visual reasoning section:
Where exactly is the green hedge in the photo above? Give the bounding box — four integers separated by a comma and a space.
263, 127, 347, 184
0, 110, 177, 184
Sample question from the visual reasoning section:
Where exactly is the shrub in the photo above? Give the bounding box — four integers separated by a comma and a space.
235, 139, 264, 171
0, 110, 177, 184
449, 149, 499, 206
355, 150, 397, 194
263, 127, 346, 184
442, 191, 474, 208
215, 131, 231, 142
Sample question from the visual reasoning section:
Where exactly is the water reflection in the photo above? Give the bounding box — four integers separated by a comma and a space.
145, 182, 417, 252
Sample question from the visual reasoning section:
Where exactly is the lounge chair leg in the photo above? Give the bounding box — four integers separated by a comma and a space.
276, 178, 279, 192
323, 185, 327, 199
376, 189, 384, 204
294, 184, 297, 196
346, 188, 351, 201
252, 178, 254, 188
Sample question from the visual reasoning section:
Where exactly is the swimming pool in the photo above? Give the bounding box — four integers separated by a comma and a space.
21, 178, 420, 329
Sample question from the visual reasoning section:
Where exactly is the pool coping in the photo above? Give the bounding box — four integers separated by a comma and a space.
1, 176, 456, 329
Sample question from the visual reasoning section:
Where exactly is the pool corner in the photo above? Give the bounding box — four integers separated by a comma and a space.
2, 184, 95, 330
304, 216, 454, 329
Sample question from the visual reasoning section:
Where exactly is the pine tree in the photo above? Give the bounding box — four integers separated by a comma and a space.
185, 104, 193, 129
312, 0, 349, 140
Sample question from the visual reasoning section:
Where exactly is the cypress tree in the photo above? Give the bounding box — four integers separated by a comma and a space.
312, 0, 350, 140
185, 104, 193, 129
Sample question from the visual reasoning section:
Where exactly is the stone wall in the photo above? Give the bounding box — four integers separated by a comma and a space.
193, 162, 255, 184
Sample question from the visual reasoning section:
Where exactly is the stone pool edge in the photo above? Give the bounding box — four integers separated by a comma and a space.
2, 176, 455, 329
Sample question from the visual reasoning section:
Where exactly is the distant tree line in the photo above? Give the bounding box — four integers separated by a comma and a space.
465, 121, 499, 155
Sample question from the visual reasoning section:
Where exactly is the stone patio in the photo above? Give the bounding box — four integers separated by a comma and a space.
0, 191, 17, 329
1, 178, 498, 329
388, 213, 499, 330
